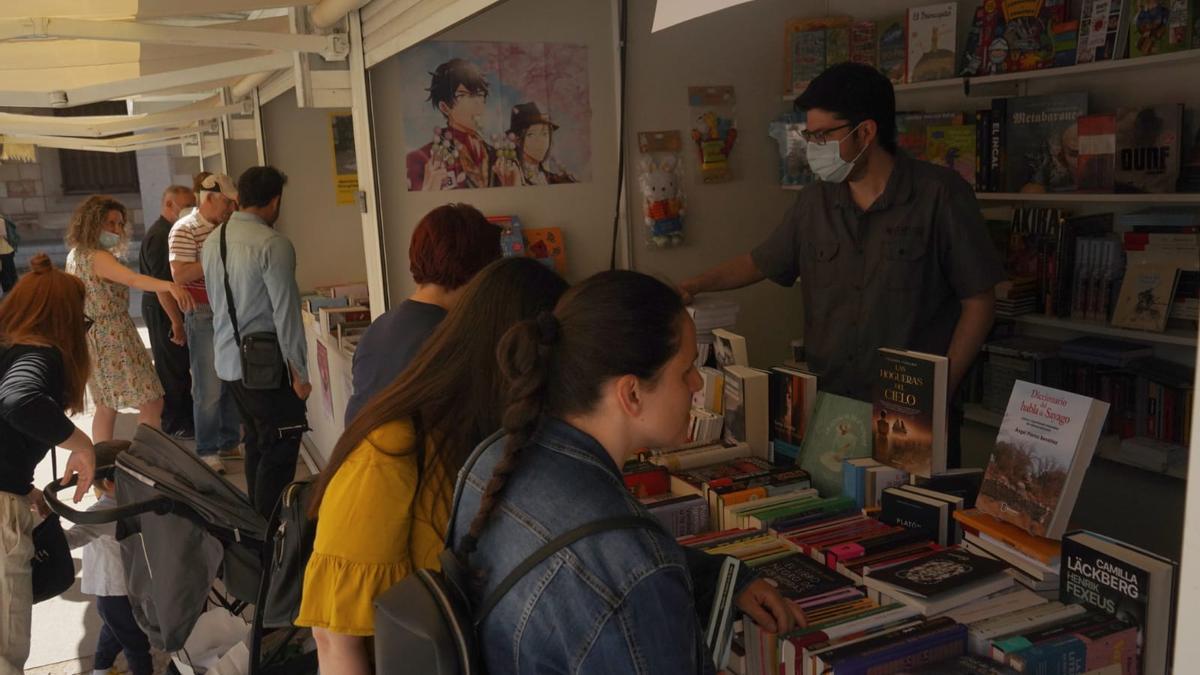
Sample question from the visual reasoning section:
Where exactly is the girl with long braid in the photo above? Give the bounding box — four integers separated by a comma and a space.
451, 270, 805, 674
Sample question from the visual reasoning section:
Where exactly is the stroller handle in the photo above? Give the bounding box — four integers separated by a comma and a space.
43, 466, 174, 525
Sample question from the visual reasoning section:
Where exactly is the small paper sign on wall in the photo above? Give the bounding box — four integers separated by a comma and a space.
329, 112, 358, 205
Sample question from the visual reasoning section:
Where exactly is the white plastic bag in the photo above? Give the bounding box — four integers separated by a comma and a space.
171, 607, 250, 675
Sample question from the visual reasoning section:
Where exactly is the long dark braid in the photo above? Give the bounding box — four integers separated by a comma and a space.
459, 311, 558, 558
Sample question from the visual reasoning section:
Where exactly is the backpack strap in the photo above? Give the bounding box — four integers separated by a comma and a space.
218, 221, 242, 348
443, 427, 506, 548
474, 514, 662, 625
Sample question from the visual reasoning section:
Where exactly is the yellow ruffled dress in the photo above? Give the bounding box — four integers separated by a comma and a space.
296, 418, 451, 636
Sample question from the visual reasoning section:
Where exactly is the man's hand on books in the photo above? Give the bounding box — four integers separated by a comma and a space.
735, 578, 807, 634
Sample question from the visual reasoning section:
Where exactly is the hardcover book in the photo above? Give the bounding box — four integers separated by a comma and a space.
1060, 530, 1178, 674
871, 348, 949, 478
926, 125, 977, 186
784, 16, 853, 95
797, 392, 874, 498
1005, 93, 1089, 193
907, 3, 957, 82
849, 20, 879, 67
1110, 262, 1182, 332
877, 16, 908, 84
1077, 114, 1117, 192
975, 382, 1110, 539
1114, 104, 1184, 194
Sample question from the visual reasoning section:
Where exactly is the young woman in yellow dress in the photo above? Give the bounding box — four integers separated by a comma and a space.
296, 256, 567, 675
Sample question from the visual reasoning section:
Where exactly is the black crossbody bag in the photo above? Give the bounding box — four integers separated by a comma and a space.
219, 220, 286, 390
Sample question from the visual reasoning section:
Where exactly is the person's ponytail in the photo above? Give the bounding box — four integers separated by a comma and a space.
460, 311, 557, 557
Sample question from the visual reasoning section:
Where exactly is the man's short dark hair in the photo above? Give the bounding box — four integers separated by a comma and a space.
795, 62, 898, 154
237, 166, 288, 208
427, 58, 489, 111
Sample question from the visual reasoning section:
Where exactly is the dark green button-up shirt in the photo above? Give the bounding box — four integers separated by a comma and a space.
751, 154, 1005, 401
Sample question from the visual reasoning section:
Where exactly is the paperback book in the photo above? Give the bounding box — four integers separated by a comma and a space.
712, 328, 750, 368
1076, 0, 1128, 64
975, 381, 1111, 539
871, 348, 949, 478
1114, 104, 1184, 194
926, 124, 976, 186
797, 392, 874, 498
1110, 262, 1182, 332
907, 3, 957, 83
877, 16, 908, 84
1127, 0, 1191, 57
722, 366, 770, 458
1077, 114, 1117, 192
769, 367, 818, 463
1005, 93, 1089, 193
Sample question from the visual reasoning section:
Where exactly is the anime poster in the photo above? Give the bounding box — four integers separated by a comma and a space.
397, 41, 592, 191
329, 112, 358, 205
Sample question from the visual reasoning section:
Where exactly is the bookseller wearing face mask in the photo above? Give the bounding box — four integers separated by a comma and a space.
678, 62, 1005, 468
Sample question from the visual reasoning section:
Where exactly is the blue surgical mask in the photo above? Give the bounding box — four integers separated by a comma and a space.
99, 231, 121, 249
806, 124, 868, 183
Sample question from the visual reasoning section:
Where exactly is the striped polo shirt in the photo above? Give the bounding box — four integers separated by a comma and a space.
167, 209, 218, 304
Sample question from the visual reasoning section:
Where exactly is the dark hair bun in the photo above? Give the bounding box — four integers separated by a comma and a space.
28, 253, 53, 274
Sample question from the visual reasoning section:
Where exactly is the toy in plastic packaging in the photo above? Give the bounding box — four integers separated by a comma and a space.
688, 86, 738, 183
637, 130, 686, 248
768, 112, 816, 188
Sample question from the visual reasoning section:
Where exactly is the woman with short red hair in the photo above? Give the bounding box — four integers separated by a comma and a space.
343, 203, 500, 423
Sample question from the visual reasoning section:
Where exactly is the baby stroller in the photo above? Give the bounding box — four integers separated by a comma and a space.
44, 424, 317, 674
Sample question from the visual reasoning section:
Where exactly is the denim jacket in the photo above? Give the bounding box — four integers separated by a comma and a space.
449, 417, 755, 675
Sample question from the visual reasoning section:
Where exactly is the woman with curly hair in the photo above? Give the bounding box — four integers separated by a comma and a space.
65, 195, 195, 442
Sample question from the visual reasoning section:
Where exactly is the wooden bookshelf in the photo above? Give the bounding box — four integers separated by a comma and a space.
780, 48, 1200, 102
1010, 314, 1199, 348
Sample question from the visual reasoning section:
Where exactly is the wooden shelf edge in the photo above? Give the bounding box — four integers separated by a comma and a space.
1011, 314, 1199, 348
977, 192, 1200, 204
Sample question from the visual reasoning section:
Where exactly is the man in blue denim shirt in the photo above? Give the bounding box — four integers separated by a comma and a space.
452, 417, 800, 674
202, 166, 310, 517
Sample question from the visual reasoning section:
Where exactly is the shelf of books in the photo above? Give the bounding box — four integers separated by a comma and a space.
1012, 313, 1199, 348
628, 331, 1181, 674
977, 193, 1200, 205
780, 49, 1200, 103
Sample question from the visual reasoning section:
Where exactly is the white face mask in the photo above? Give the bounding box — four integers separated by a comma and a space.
99, 231, 121, 250
806, 124, 868, 183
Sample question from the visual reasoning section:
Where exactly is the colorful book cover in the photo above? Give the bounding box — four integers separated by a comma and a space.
1128, 0, 1191, 57
1110, 262, 1181, 332
897, 112, 965, 161
522, 227, 566, 275
995, 0, 1070, 72
1005, 93, 1088, 193
1114, 104, 1183, 193
1052, 19, 1079, 65
976, 382, 1108, 538
797, 392, 874, 498
926, 125, 977, 186
826, 25, 850, 65
1060, 530, 1177, 674
769, 368, 818, 455
907, 3, 958, 82
784, 17, 852, 95
1077, 0, 1127, 63
1077, 114, 1117, 192
849, 21, 879, 67
872, 349, 948, 478
960, 0, 1007, 75
877, 16, 908, 84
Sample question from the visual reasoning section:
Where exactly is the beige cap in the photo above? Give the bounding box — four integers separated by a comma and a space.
199, 173, 238, 201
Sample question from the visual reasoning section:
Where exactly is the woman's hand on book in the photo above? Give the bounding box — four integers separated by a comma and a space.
735, 578, 807, 634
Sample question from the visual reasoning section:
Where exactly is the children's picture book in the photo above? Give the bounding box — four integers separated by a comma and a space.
1114, 104, 1183, 194
877, 16, 908, 84
784, 16, 853, 95
1128, 0, 1191, 57
797, 392, 874, 498
1060, 530, 1177, 674
963, 0, 1070, 74
871, 348, 949, 478
925, 125, 976, 186
1077, 114, 1117, 192
1110, 262, 1182, 332
1077, 0, 1128, 64
907, 3, 957, 83
522, 227, 566, 275
1005, 93, 1089, 193
897, 112, 966, 162
976, 381, 1110, 539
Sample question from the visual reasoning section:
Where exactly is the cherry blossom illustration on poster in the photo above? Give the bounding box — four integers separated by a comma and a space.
399, 41, 592, 191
